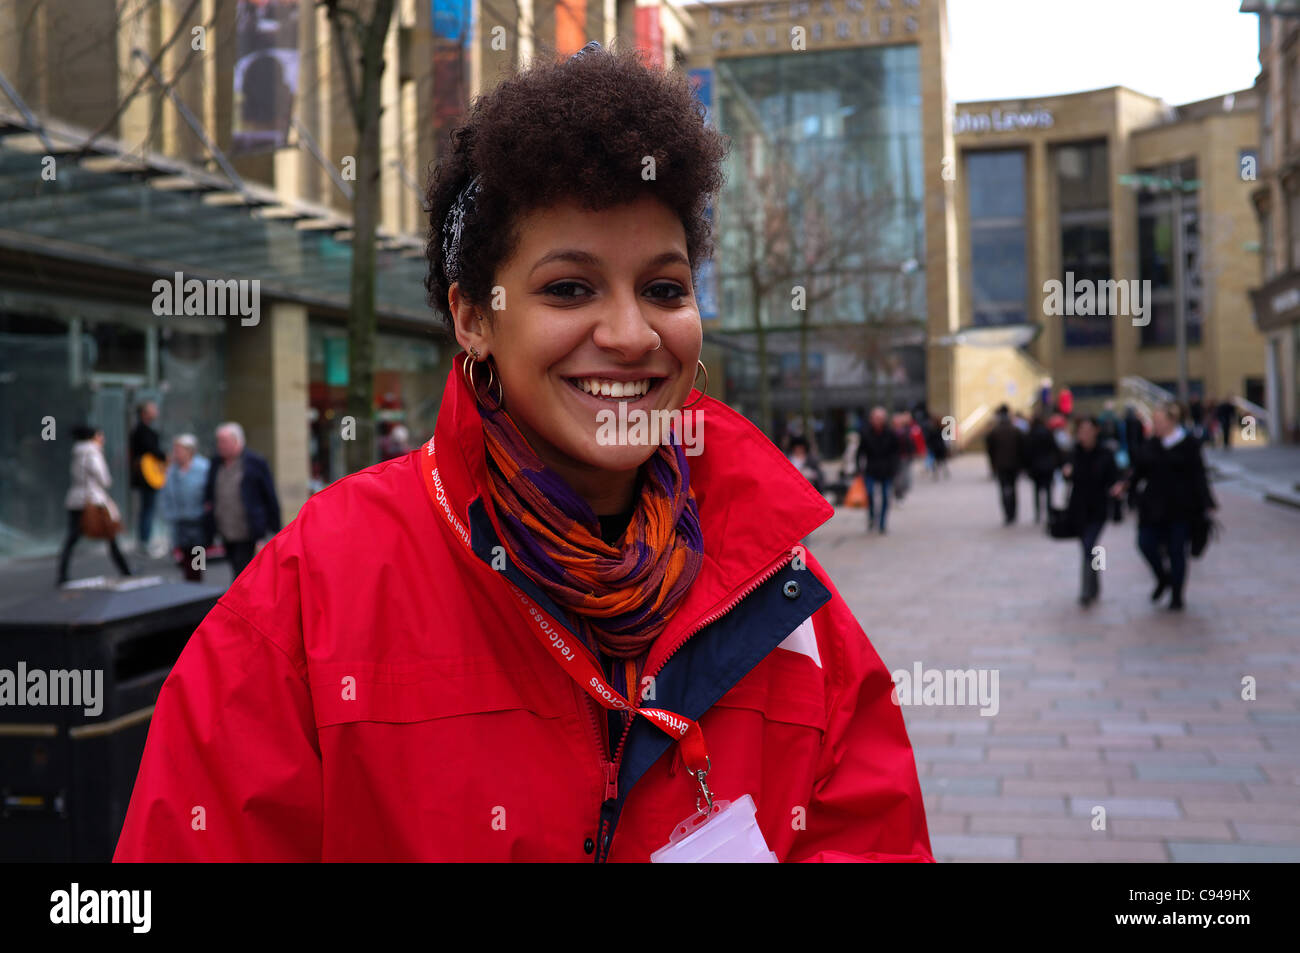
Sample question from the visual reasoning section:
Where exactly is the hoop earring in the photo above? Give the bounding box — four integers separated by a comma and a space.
683, 360, 709, 409
462, 351, 504, 411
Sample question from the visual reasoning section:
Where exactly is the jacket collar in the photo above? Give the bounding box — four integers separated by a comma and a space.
429, 361, 834, 670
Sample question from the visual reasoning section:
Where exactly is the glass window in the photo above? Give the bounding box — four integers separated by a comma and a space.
1289, 187, 1300, 270
1137, 160, 1202, 348
967, 150, 1028, 327
713, 44, 925, 333
308, 324, 442, 486
1056, 141, 1113, 348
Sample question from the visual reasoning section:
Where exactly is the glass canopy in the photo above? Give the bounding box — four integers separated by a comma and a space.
0, 109, 433, 325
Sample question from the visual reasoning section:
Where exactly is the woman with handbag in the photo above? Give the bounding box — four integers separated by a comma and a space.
1060, 417, 1123, 607
57, 425, 132, 586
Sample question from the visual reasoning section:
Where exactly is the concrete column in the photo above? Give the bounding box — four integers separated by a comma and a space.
1029, 139, 1055, 377
921, 0, 957, 418
1266, 332, 1283, 443
223, 301, 311, 526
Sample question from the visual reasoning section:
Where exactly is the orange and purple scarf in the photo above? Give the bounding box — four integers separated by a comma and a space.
475, 374, 704, 661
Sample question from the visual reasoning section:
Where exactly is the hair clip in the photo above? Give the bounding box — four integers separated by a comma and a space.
442, 173, 482, 284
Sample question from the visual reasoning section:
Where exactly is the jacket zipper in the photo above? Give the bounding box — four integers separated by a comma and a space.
596, 549, 796, 861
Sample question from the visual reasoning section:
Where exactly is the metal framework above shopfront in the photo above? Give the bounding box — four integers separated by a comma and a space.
0, 106, 432, 326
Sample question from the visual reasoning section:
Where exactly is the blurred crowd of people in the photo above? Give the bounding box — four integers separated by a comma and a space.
56, 403, 281, 587
781, 388, 1223, 612
785, 405, 952, 535
985, 396, 1218, 611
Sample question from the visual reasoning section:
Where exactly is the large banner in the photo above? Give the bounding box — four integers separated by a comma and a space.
232, 0, 301, 155
431, 0, 470, 154
635, 3, 662, 67
557, 0, 587, 56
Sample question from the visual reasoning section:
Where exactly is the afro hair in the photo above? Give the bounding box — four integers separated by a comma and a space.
424, 43, 730, 329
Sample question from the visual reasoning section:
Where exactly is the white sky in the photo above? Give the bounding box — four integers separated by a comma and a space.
948, 0, 1262, 106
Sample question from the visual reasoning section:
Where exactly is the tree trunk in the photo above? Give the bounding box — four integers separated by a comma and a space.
752, 274, 772, 437
798, 312, 811, 444
342, 0, 395, 475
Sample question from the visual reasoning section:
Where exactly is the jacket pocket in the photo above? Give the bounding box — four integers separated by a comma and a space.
309, 656, 569, 728
710, 648, 828, 733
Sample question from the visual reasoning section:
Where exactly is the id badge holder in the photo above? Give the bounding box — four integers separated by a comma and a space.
649, 794, 778, 863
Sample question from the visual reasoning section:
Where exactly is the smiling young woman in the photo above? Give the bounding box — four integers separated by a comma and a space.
113, 42, 932, 863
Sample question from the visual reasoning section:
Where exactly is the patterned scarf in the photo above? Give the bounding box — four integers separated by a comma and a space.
473, 368, 704, 660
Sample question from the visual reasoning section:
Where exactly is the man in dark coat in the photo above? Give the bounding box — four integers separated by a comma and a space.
1215, 398, 1236, 450
1123, 403, 1216, 610
1064, 417, 1122, 606
985, 405, 1026, 525
129, 401, 163, 547
204, 422, 282, 582
1025, 416, 1061, 524
856, 406, 901, 534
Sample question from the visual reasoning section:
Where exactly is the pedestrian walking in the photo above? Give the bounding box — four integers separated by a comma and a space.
1026, 415, 1061, 524
1188, 395, 1205, 441
1121, 402, 1217, 611
159, 434, 211, 581
114, 43, 931, 862
1216, 397, 1236, 450
786, 436, 824, 495
924, 414, 950, 479
130, 400, 164, 548
892, 411, 916, 504
985, 405, 1026, 524
857, 406, 902, 533
57, 425, 132, 586
1061, 416, 1122, 607
203, 422, 281, 583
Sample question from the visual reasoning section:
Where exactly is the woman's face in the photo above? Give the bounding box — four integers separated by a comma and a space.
451, 194, 702, 477
1152, 409, 1173, 437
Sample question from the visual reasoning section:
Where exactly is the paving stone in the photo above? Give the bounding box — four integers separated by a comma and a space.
969, 815, 1097, 837
1001, 779, 1112, 798
1068, 797, 1181, 819
1134, 763, 1266, 782
1230, 822, 1300, 844
911, 745, 987, 762
921, 813, 968, 834
1180, 799, 1300, 821
929, 834, 1018, 860
1099, 721, 1188, 736
940, 795, 1066, 816
1107, 819, 1234, 841
1019, 838, 1168, 862
921, 777, 1000, 796
1167, 842, 1300, 862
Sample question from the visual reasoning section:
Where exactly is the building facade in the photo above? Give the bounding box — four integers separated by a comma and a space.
954, 85, 1266, 417
680, 0, 963, 455
1244, 1, 1300, 443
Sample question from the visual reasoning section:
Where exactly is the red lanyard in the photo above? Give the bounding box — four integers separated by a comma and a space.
419, 440, 713, 806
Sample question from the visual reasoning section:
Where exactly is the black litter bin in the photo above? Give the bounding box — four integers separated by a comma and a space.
0, 576, 224, 861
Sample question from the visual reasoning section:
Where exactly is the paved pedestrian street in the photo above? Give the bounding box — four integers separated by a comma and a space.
810, 453, 1300, 862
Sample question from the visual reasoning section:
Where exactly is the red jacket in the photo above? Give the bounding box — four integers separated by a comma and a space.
114, 367, 932, 863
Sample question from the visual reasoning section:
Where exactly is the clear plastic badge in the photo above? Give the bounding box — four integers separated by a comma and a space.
649, 793, 778, 863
